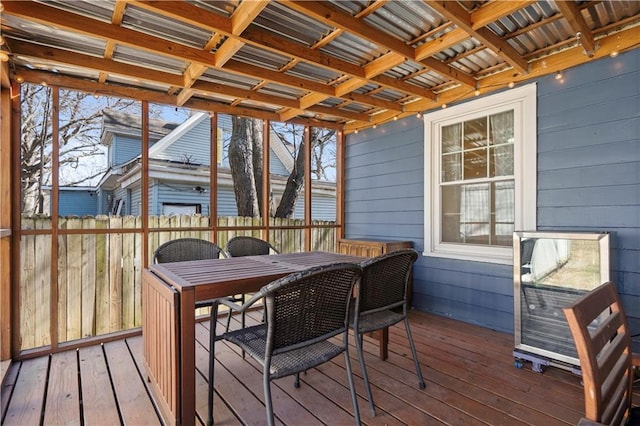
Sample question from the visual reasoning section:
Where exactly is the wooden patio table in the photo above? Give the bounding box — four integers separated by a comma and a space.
142, 251, 370, 426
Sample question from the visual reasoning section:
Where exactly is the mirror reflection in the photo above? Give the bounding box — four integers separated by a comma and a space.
520, 238, 601, 291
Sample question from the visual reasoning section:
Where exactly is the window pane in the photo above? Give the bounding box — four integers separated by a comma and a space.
442, 123, 461, 153
463, 149, 487, 179
19, 233, 51, 350
442, 181, 514, 247
493, 180, 515, 246
441, 185, 462, 243
223, 116, 265, 223
442, 153, 461, 182
311, 128, 337, 222
269, 122, 305, 235
489, 110, 514, 145
461, 183, 490, 244
490, 145, 514, 177
149, 104, 210, 229
20, 83, 53, 229
463, 117, 487, 150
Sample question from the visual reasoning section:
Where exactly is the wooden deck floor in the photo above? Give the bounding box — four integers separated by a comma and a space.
2, 310, 639, 425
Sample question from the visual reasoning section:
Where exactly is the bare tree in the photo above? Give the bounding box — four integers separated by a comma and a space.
20, 84, 135, 215
229, 116, 263, 217
228, 118, 335, 219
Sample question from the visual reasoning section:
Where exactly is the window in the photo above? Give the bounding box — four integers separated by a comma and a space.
424, 83, 537, 264
162, 203, 202, 216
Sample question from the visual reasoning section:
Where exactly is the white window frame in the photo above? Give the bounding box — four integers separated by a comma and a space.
424, 83, 537, 264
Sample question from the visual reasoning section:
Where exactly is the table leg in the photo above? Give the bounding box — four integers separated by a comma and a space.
180, 288, 196, 426
378, 327, 388, 360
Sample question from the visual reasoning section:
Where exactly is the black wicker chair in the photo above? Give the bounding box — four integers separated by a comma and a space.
352, 248, 425, 416
224, 236, 279, 330
221, 263, 363, 426
152, 238, 238, 426
226, 235, 279, 257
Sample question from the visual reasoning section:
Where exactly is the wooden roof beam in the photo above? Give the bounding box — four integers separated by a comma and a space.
283, 0, 472, 87
554, 0, 597, 57
9, 40, 184, 87
3, 1, 397, 114
130, 0, 414, 117
17, 68, 344, 130
176, 0, 269, 106
471, 1, 536, 29
10, 39, 367, 124
426, 1, 529, 74
99, 0, 127, 84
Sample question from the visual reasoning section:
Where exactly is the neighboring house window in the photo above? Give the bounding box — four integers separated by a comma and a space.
111, 199, 124, 216
162, 203, 201, 216
424, 83, 537, 264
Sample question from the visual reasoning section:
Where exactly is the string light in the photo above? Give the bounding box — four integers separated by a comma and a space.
15, 75, 24, 83
441, 103, 447, 109
372, 124, 377, 129
0, 51, 8, 62
416, 112, 422, 119
393, 116, 397, 121
555, 71, 563, 80
354, 129, 359, 134
0, 35, 5, 46
474, 89, 481, 96
610, 50, 619, 58
508, 81, 515, 88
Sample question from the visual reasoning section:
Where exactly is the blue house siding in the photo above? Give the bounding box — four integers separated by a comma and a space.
58, 189, 98, 216
152, 115, 212, 165
111, 135, 142, 167
344, 49, 640, 343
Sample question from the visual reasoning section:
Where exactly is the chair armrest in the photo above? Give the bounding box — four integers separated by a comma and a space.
219, 290, 265, 313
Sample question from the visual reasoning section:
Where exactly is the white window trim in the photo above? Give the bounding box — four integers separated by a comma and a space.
424, 83, 537, 264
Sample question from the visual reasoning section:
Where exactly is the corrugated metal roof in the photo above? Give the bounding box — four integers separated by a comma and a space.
1, 0, 638, 132
121, 4, 213, 49
112, 45, 188, 75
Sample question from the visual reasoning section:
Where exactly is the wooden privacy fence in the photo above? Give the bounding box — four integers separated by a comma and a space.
19, 215, 337, 350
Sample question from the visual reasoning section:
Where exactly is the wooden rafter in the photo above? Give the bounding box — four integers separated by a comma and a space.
554, 0, 597, 57
426, 0, 529, 74
1, 0, 638, 132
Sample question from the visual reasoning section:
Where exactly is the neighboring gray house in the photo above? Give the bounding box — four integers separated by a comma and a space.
58, 110, 336, 220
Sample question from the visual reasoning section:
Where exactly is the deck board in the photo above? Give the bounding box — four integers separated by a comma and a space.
43, 350, 79, 425
2, 311, 639, 426
78, 344, 121, 425
103, 339, 160, 425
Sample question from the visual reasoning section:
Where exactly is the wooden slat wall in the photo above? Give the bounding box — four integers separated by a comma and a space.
344, 49, 640, 340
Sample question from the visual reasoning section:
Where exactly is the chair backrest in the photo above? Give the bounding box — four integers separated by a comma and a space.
153, 238, 223, 264
562, 281, 634, 425
226, 236, 279, 257
359, 249, 418, 314
261, 263, 362, 354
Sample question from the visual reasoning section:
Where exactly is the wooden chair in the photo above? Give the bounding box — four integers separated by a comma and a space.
563, 281, 639, 426
221, 263, 363, 426
352, 248, 425, 416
